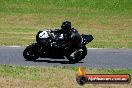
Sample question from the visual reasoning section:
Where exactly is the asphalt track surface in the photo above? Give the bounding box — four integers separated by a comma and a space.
0, 46, 132, 69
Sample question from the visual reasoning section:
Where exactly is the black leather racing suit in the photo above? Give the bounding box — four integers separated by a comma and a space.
55, 28, 82, 49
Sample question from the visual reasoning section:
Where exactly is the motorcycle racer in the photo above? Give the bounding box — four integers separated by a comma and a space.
23, 21, 94, 62
55, 21, 82, 49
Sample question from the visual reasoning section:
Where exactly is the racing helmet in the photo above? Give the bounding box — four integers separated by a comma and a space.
61, 21, 71, 33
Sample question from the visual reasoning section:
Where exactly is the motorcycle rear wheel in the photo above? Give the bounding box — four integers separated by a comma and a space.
66, 46, 87, 63
23, 45, 39, 61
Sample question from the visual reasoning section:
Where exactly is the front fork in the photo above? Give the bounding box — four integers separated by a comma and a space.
31, 43, 42, 53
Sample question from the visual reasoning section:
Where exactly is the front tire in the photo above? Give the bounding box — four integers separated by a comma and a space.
66, 46, 87, 63
23, 45, 39, 61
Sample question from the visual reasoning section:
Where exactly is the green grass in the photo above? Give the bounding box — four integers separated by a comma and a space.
0, 0, 132, 48
0, 65, 132, 80
0, 65, 132, 88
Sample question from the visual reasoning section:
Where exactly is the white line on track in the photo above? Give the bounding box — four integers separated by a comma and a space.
4, 46, 103, 49
6, 46, 22, 48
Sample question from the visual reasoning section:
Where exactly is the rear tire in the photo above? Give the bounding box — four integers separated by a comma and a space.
66, 46, 87, 63
23, 45, 39, 61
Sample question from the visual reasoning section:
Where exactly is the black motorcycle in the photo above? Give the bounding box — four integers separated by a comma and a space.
23, 29, 94, 63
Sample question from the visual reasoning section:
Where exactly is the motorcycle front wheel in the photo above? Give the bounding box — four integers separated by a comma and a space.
66, 46, 87, 63
23, 45, 39, 61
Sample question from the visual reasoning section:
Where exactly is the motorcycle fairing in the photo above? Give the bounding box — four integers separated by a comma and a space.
39, 30, 49, 38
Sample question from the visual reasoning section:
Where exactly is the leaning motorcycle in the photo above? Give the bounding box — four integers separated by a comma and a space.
23, 29, 94, 63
